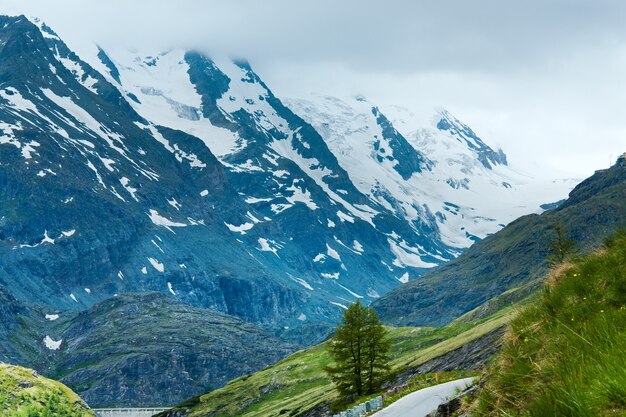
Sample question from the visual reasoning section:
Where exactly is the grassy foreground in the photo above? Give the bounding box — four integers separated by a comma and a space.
163, 303, 515, 417
0, 362, 94, 417
475, 231, 626, 416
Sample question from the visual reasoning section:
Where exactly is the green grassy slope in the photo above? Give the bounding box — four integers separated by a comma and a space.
160, 306, 515, 417
475, 231, 626, 416
374, 155, 626, 327
0, 362, 94, 417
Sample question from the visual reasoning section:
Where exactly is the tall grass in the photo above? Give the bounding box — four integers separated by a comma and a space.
475, 231, 626, 416
0, 363, 94, 417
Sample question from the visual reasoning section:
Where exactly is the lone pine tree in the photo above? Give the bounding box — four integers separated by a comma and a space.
548, 221, 576, 267
325, 301, 390, 397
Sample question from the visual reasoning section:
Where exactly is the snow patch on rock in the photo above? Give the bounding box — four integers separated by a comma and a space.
148, 257, 164, 272
43, 335, 62, 350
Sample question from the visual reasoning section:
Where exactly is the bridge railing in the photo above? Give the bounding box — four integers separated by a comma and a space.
92, 408, 171, 417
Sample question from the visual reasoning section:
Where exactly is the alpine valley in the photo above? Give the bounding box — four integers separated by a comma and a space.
0, 15, 579, 408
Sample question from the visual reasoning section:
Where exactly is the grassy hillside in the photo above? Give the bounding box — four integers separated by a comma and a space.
374, 155, 626, 327
0, 362, 94, 417
160, 306, 514, 417
475, 231, 626, 416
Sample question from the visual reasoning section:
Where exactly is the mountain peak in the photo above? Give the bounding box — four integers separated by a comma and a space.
370, 105, 434, 179
435, 109, 508, 169
26, 16, 61, 40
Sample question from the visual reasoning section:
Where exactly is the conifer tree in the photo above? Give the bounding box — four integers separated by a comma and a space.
548, 222, 576, 267
325, 301, 390, 397
363, 307, 391, 394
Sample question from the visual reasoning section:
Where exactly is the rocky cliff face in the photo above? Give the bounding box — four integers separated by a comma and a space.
0, 291, 296, 407
0, 16, 428, 337
41, 293, 295, 407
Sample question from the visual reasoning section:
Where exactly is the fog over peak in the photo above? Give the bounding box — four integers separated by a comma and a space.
3, 0, 625, 177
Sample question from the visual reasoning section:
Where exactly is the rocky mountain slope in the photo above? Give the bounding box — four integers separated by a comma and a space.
0, 14, 577, 407
0, 288, 44, 367
45, 293, 295, 407
374, 153, 626, 326
0, 15, 574, 339
286, 96, 575, 250
0, 293, 295, 407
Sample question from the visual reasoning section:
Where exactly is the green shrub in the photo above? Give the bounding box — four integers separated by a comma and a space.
0, 363, 94, 417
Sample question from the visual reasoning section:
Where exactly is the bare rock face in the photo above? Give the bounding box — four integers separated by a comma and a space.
44, 293, 296, 407
0, 14, 441, 344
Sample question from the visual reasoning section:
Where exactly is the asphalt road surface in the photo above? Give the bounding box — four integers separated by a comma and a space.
371, 377, 476, 417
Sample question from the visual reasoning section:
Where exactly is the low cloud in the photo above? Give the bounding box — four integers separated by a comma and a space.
2, 0, 626, 176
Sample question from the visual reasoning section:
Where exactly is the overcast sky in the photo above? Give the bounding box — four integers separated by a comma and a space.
2, 0, 625, 178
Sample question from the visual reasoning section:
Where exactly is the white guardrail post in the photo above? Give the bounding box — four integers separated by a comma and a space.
332, 396, 383, 417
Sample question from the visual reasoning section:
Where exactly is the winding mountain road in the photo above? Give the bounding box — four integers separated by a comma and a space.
371, 377, 476, 417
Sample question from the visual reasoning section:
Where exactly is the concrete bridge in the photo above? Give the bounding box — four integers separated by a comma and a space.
92, 408, 171, 417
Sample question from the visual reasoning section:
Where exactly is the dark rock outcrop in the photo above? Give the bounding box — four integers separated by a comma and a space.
45, 293, 296, 407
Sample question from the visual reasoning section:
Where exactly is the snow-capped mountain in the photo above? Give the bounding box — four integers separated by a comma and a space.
286, 95, 578, 249
0, 15, 576, 346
